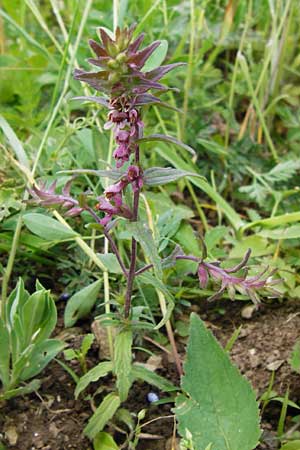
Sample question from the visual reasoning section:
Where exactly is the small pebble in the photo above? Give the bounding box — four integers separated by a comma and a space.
147, 392, 159, 403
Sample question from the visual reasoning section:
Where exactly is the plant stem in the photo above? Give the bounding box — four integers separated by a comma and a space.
124, 146, 141, 318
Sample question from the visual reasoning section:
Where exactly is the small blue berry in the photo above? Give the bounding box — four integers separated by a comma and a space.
59, 292, 71, 301
147, 392, 159, 403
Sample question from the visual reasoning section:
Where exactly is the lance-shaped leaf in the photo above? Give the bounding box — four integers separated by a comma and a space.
75, 361, 113, 398
128, 222, 162, 278
72, 96, 111, 108
141, 40, 168, 72
137, 134, 196, 156
58, 168, 124, 181
144, 167, 205, 186
84, 392, 121, 439
114, 329, 133, 401
134, 93, 181, 112
174, 313, 261, 450
132, 364, 178, 392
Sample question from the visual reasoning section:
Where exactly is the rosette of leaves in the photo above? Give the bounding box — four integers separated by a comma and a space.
0, 279, 64, 401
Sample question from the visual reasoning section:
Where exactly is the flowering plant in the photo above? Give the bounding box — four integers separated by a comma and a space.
30, 25, 279, 321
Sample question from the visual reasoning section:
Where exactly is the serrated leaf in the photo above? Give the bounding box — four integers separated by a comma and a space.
144, 167, 204, 186
114, 329, 132, 402
93, 432, 118, 450
137, 134, 196, 156
128, 222, 162, 278
141, 40, 168, 72
132, 364, 177, 392
174, 313, 261, 450
23, 213, 77, 241
84, 393, 121, 439
75, 361, 113, 398
64, 280, 101, 327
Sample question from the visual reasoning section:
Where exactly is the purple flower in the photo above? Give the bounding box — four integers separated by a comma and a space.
197, 249, 281, 305
28, 180, 84, 217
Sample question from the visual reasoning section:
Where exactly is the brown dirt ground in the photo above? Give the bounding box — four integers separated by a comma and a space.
0, 299, 299, 450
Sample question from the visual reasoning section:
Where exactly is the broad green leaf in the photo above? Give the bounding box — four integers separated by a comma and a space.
23, 213, 77, 241
128, 222, 162, 278
93, 432, 118, 450
155, 144, 244, 230
75, 362, 113, 398
174, 313, 261, 450
137, 134, 196, 156
280, 441, 300, 450
229, 236, 273, 259
175, 223, 202, 257
143, 167, 204, 186
114, 329, 133, 402
0, 115, 30, 169
20, 339, 65, 381
132, 364, 177, 392
205, 226, 228, 253
259, 225, 300, 240
289, 341, 300, 374
84, 393, 121, 439
142, 40, 168, 72
64, 279, 102, 327
97, 253, 123, 274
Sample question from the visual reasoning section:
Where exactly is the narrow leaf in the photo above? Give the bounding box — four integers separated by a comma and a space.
0, 115, 30, 169
137, 134, 196, 156
84, 393, 121, 439
128, 222, 162, 278
132, 364, 177, 392
144, 167, 204, 186
75, 361, 113, 398
114, 329, 133, 402
174, 313, 261, 450
64, 280, 102, 327
141, 40, 168, 72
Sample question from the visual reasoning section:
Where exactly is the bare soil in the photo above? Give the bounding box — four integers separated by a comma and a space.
1, 299, 299, 450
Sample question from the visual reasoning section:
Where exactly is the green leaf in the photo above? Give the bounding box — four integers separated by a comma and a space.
280, 441, 300, 450
81, 333, 95, 357
75, 361, 113, 399
197, 138, 228, 157
93, 432, 118, 450
128, 221, 162, 278
84, 392, 121, 439
144, 167, 204, 186
174, 313, 261, 450
0, 318, 10, 388
137, 134, 196, 156
141, 40, 168, 72
289, 341, 300, 374
64, 280, 101, 327
97, 253, 123, 274
259, 225, 300, 240
243, 212, 300, 232
0, 115, 30, 169
132, 364, 177, 392
114, 329, 133, 402
0, 379, 41, 401
20, 339, 65, 380
229, 236, 273, 259
23, 213, 78, 241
